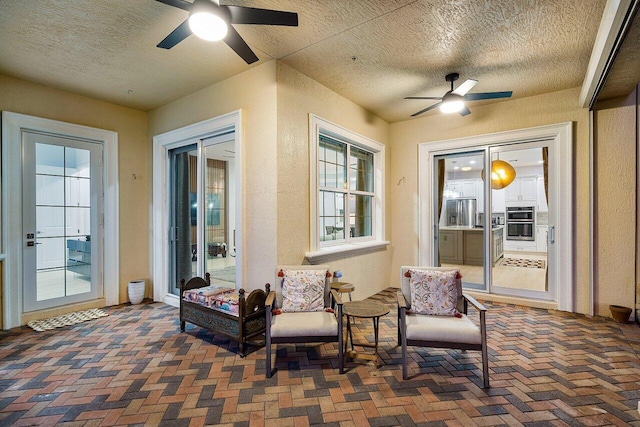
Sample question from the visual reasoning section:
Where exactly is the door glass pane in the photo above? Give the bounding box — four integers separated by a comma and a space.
204, 141, 235, 286
435, 151, 486, 292
34, 143, 91, 302
66, 176, 90, 206
491, 147, 548, 295
169, 148, 197, 295
65, 147, 91, 178
36, 175, 64, 206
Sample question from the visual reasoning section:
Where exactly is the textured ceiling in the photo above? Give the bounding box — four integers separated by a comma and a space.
0, 0, 611, 122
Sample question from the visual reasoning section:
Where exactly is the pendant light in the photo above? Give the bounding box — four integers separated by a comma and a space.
481, 158, 516, 189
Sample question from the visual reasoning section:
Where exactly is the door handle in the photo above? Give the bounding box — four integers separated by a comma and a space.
549, 226, 555, 244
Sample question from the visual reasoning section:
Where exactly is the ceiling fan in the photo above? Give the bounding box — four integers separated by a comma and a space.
405, 73, 512, 117
154, 0, 298, 65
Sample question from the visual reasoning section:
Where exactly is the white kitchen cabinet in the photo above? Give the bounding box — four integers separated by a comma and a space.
536, 226, 548, 252
505, 176, 537, 204
460, 180, 477, 198
536, 177, 548, 212
504, 240, 537, 252
445, 181, 461, 196
445, 179, 479, 198
492, 187, 506, 213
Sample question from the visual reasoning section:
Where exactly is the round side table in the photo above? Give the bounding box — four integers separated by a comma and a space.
342, 300, 390, 368
331, 282, 355, 301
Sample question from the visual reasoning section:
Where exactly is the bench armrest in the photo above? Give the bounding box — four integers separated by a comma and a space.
265, 291, 276, 309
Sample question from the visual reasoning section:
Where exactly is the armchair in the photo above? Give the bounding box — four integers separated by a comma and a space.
397, 266, 489, 387
265, 265, 344, 377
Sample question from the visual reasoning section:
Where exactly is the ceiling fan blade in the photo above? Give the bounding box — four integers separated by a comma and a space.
464, 91, 513, 101
157, 19, 192, 49
226, 6, 298, 26
411, 102, 442, 117
224, 25, 259, 64
154, 0, 192, 12
404, 96, 443, 100
459, 105, 471, 116
452, 79, 478, 96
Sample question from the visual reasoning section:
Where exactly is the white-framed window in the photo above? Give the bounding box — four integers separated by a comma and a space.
307, 115, 387, 262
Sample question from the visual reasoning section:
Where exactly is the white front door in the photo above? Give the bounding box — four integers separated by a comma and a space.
22, 131, 103, 312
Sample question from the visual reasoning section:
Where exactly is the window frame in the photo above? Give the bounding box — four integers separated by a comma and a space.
307, 115, 388, 262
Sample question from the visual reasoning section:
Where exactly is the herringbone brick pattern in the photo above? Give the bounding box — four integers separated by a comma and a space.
1, 288, 639, 426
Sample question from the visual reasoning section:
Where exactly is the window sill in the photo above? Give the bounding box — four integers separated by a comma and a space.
305, 240, 390, 264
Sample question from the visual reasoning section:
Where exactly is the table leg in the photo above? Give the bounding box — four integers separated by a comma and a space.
373, 316, 380, 368
344, 315, 350, 359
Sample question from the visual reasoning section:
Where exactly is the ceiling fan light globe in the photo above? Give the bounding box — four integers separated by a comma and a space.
439, 93, 465, 114
189, 11, 228, 41
440, 99, 464, 114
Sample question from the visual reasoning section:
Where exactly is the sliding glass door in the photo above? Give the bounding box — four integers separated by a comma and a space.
167, 132, 237, 295
432, 141, 555, 301
434, 150, 487, 292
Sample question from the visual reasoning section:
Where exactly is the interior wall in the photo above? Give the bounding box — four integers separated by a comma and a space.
0, 74, 149, 315
275, 62, 392, 300
147, 62, 278, 291
594, 90, 637, 317
390, 87, 592, 314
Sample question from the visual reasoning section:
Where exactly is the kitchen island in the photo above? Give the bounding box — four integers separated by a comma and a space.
439, 225, 504, 266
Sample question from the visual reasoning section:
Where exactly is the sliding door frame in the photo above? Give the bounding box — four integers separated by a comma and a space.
418, 122, 574, 312
152, 111, 243, 308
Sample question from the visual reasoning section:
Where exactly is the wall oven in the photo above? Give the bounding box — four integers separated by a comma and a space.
506, 206, 535, 241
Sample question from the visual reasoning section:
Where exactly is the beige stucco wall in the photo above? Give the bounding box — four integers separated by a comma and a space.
0, 75, 149, 323
275, 62, 392, 300
390, 87, 592, 314
593, 91, 637, 317
148, 62, 278, 291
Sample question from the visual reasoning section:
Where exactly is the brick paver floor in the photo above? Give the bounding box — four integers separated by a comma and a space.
1, 288, 639, 426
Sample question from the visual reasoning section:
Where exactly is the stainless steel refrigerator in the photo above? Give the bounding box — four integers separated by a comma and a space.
446, 198, 477, 227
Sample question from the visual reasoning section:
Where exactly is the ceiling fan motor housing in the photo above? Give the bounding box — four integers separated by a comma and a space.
445, 72, 459, 83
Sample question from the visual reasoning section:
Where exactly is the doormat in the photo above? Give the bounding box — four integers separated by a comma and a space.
27, 308, 109, 332
209, 266, 236, 283
500, 258, 546, 269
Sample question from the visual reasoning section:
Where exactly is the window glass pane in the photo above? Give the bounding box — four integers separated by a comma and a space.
349, 195, 372, 238
320, 191, 344, 241
350, 146, 374, 192
319, 137, 346, 189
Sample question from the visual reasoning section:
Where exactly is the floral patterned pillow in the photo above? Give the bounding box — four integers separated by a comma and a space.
409, 269, 459, 316
281, 269, 326, 312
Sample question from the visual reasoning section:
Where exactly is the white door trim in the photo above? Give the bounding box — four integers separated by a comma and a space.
2, 111, 119, 329
418, 122, 573, 312
152, 111, 243, 307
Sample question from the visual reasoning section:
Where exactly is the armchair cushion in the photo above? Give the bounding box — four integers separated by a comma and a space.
281, 269, 326, 312
405, 313, 481, 344
409, 269, 459, 316
270, 311, 339, 337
